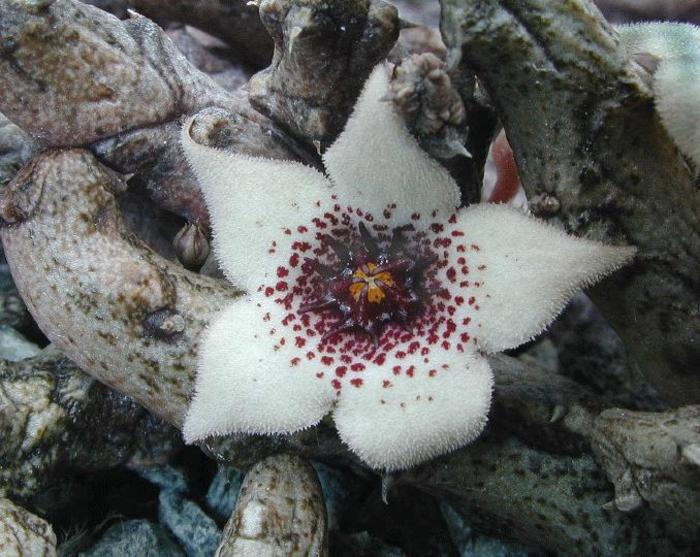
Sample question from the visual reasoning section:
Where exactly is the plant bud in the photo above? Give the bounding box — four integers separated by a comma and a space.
174, 223, 210, 270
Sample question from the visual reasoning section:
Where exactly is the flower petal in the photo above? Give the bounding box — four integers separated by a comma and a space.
323, 64, 460, 228
451, 204, 636, 353
183, 297, 336, 443
617, 23, 700, 165
181, 120, 332, 290
653, 55, 700, 167
616, 22, 700, 61
333, 351, 492, 471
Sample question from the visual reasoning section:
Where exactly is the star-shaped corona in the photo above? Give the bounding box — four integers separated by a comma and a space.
181, 64, 635, 471
300, 221, 442, 346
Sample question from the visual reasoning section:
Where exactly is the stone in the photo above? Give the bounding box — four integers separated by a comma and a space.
0, 325, 41, 362
80, 519, 183, 557
0, 112, 36, 188
311, 461, 352, 533
216, 454, 327, 557
136, 465, 188, 494
159, 490, 220, 557
205, 465, 244, 521
333, 531, 402, 557
0, 263, 31, 333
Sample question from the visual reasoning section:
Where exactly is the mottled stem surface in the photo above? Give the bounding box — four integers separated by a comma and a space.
128, 0, 274, 68
0, 149, 239, 427
0, 348, 179, 501
411, 357, 700, 556
0, 0, 227, 146
441, 0, 700, 405
0, 497, 56, 557
0, 0, 309, 225
248, 0, 400, 147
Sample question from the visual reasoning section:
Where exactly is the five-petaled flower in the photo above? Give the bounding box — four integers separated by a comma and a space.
181, 65, 635, 471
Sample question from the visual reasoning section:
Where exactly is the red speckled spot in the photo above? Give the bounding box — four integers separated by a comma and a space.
253, 205, 481, 393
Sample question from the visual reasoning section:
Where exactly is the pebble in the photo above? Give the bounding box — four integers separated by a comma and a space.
79, 519, 183, 557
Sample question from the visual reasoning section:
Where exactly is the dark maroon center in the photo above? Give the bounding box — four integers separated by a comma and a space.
300, 222, 442, 345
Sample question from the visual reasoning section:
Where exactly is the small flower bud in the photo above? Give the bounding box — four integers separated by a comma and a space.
174, 223, 210, 271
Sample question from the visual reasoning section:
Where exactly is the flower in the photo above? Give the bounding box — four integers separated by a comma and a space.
617, 22, 700, 166
180, 65, 635, 471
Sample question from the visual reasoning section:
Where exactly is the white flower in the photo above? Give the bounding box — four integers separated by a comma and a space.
617, 22, 700, 166
180, 65, 635, 471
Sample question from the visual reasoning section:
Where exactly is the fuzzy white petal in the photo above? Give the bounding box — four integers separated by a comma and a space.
616, 22, 700, 60
323, 64, 460, 227
183, 297, 336, 443
653, 55, 700, 166
333, 351, 492, 472
617, 23, 700, 165
181, 120, 332, 290
453, 204, 636, 354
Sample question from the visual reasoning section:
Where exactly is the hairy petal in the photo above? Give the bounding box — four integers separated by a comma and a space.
323, 64, 460, 227
617, 23, 700, 166
183, 297, 336, 443
453, 204, 636, 354
653, 54, 700, 167
333, 352, 492, 471
617, 22, 700, 60
181, 120, 332, 290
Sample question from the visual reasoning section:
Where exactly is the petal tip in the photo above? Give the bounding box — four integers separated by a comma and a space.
334, 354, 494, 471
323, 61, 460, 225
181, 403, 214, 445
456, 204, 636, 354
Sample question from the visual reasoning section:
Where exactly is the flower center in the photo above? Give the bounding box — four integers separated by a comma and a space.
350, 263, 395, 303
300, 222, 442, 345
